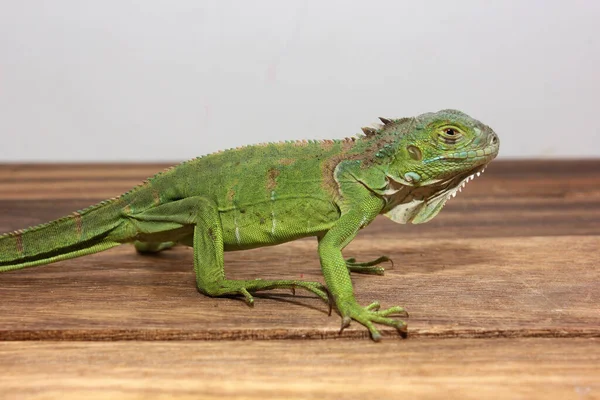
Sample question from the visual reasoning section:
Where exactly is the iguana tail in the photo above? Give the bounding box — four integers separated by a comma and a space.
0, 199, 127, 272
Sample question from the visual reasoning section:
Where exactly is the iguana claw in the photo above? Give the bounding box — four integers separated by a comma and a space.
239, 288, 254, 306
339, 316, 352, 333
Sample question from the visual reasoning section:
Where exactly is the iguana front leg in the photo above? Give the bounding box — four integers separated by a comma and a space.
318, 192, 407, 341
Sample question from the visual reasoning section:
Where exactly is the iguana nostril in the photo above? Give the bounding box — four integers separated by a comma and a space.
491, 134, 498, 145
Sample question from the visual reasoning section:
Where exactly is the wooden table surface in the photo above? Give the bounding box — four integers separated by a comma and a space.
0, 160, 598, 399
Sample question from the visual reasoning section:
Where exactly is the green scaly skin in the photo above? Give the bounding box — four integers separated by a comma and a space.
0, 109, 499, 341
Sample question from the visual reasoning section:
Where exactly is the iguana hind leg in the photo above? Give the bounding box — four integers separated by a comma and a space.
129, 196, 329, 305
189, 199, 329, 305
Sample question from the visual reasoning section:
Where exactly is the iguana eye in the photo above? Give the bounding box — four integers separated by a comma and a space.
440, 127, 462, 143
445, 128, 456, 136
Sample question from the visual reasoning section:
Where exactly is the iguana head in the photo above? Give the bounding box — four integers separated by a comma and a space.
371, 109, 499, 224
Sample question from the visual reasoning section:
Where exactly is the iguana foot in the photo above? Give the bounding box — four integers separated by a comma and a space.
203, 279, 330, 307
339, 301, 408, 341
345, 256, 392, 275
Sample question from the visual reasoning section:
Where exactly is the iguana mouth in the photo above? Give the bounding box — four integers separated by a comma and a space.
445, 164, 488, 200
381, 162, 490, 225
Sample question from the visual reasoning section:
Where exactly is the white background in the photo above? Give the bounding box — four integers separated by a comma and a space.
0, 0, 598, 161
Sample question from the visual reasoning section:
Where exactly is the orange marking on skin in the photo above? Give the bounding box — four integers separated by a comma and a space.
227, 188, 236, 202
277, 158, 296, 166
341, 138, 356, 152
320, 140, 334, 151
15, 232, 24, 255
72, 211, 83, 239
321, 138, 360, 197
266, 168, 280, 191
152, 190, 161, 206
293, 140, 308, 147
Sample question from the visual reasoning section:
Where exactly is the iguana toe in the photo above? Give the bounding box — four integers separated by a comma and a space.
345, 256, 393, 275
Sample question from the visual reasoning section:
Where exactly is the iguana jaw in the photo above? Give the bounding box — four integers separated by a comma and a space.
446, 164, 488, 200
382, 162, 491, 224
382, 133, 498, 225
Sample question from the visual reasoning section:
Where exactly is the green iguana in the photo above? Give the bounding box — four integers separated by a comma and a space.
0, 109, 499, 340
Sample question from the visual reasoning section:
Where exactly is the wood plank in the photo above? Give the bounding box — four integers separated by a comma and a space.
0, 339, 598, 400
0, 234, 597, 340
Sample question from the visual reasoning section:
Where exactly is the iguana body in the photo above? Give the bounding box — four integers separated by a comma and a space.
0, 109, 499, 340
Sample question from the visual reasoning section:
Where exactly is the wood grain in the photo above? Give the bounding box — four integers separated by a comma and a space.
0, 235, 598, 340
1, 339, 598, 400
